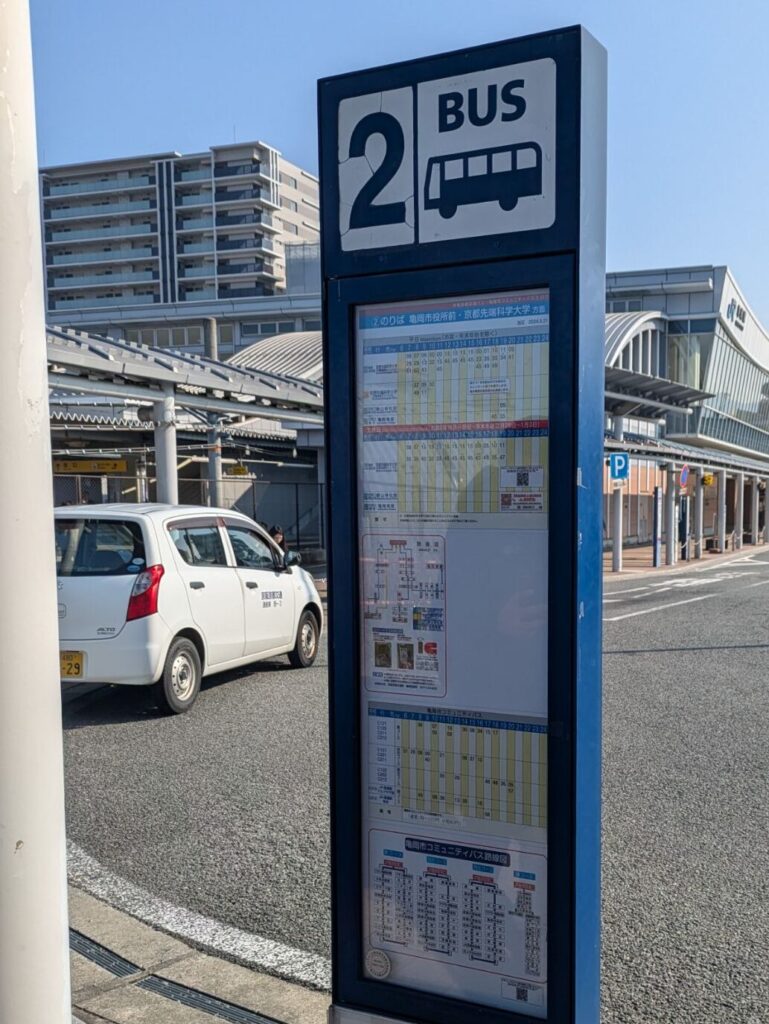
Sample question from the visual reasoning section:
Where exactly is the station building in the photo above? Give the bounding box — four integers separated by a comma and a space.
44, 261, 769, 569
603, 265, 769, 568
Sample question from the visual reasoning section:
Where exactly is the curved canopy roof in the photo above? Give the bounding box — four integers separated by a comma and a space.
604, 311, 666, 366
228, 332, 323, 384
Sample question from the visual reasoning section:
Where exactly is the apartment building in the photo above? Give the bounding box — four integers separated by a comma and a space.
40, 141, 319, 354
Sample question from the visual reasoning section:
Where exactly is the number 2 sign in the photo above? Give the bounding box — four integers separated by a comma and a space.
337, 59, 556, 252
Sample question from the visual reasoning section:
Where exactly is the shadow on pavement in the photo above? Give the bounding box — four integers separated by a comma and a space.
61, 656, 296, 730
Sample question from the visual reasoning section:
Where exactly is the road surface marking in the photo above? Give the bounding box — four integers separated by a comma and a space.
603, 594, 716, 622
67, 842, 331, 991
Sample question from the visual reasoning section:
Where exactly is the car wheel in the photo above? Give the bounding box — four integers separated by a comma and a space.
288, 610, 319, 668
154, 637, 201, 714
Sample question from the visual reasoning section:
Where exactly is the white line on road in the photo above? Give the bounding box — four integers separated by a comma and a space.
67, 841, 331, 991
603, 594, 716, 622
740, 578, 769, 590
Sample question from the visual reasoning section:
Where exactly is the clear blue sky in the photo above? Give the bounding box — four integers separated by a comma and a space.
30, 0, 769, 321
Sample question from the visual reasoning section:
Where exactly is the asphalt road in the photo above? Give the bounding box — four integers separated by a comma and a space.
63, 551, 769, 1022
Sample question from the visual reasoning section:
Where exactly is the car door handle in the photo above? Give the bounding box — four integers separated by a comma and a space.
189, 581, 205, 590
246, 581, 259, 589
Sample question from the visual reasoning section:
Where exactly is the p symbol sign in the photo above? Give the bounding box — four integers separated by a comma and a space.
609, 452, 629, 481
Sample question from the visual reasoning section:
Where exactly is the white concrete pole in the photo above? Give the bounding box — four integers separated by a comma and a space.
154, 383, 178, 504
693, 468, 704, 559
717, 469, 727, 552
665, 464, 677, 566
0, 2, 72, 1021
752, 477, 760, 545
735, 472, 744, 550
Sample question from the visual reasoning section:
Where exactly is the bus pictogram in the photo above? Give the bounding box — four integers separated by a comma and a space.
424, 141, 543, 219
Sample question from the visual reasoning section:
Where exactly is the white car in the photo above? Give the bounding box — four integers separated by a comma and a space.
55, 504, 323, 713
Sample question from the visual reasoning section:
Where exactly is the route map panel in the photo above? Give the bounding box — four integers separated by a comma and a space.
364, 829, 547, 1015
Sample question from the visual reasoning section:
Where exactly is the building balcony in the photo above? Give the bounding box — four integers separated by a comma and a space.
177, 192, 213, 207
179, 287, 217, 301
217, 285, 272, 299
44, 176, 155, 198
216, 236, 274, 254
217, 262, 265, 278
215, 212, 277, 233
49, 293, 159, 311
175, 167, 211, 182
214, 187, 263, 205
44, 199, 156, 221
46, 223, 156, 243
178, 264, 216, 279
213, 161, 261, 179
48, 270, 158, 289
47, 247, 157, 266
175, 216, 214, 232
178, 240, 215, 254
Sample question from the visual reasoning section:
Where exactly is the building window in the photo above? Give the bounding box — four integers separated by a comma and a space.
219, 324, 234, 345
283, 222, 299, 235
278, 321, 296, 333
156, 328, 170, 347
303, 319, 321, 330
280, 172, 297, 188
281, 197, 298, 211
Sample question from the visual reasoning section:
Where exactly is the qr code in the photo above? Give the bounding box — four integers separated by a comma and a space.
516, 986, 529, 1002
516, 470, 530, 487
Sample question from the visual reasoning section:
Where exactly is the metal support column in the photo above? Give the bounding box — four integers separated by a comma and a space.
154, 383, 178, 505
693, 468, 704, 559
205, 317, 219, 361
611, 484, 623, 572
665, 463, 677, 566
207, 415, 223, 508
735, 471, 744, 550
751, 476, 760, 545
0, 2, 72, 1020
717, 469, 727, 552
136, 456, 149, 503
611, 415, 624, 572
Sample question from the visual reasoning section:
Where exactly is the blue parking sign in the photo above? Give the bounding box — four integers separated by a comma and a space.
610, 452, 629, 480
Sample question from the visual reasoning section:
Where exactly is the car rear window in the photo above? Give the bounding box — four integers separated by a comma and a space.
55, 518, 146, 577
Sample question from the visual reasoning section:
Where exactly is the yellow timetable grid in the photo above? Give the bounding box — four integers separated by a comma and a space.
392, 340, 549, 516
368, 705, 547, 830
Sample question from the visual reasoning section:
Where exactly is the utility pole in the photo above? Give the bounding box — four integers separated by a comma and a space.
0, 2, 73, 1022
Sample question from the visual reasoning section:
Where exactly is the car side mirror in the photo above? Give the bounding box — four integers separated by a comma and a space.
284, 550, 302, 568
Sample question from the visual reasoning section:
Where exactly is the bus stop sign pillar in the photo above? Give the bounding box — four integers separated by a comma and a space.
319, 26, 606, 1024
735, 471, 744, 550
717, 469, 727, 552
751, 476, 760, 545
693, 468, 704, 559
666, 464, 677, 566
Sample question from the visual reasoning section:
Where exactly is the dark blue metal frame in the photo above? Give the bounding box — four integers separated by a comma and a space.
320, 24, 604, 1024
324, 256, 597, 1024
318, 26, 582, 279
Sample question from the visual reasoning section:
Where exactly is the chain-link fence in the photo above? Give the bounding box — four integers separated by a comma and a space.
53, 475, 327, 571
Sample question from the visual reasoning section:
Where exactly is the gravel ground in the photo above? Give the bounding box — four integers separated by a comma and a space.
64, 558, 769, 1021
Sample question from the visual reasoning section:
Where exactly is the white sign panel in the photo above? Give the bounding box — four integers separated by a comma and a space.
356, 289, 550, 1016
338, 60, 556, 251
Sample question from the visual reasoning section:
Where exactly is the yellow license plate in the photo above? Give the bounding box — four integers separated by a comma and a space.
60, 651, 84, 678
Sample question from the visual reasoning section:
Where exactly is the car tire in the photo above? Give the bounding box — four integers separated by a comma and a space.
154, 637, 202, 714
288, 609, 319, 669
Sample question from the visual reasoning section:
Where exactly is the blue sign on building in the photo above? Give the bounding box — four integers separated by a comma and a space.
319, 25, 607, 1024
610, 452, 630, 481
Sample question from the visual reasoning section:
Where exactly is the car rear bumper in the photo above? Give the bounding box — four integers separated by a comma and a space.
59, 616, 167, 686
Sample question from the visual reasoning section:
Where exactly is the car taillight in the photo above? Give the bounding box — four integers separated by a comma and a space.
126, 564, 164, 621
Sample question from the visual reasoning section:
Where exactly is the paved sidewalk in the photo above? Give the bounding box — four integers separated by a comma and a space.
602, 539, 768, 577
69, 886, 330, 1024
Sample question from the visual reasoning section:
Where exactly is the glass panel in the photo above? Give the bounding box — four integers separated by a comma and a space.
169, 525, 227, 566
55, 519, 145, 577
227, 526, 276, 569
